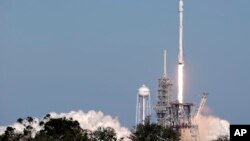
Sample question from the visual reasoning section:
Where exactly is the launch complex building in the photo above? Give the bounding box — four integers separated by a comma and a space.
136, 0, 208, 141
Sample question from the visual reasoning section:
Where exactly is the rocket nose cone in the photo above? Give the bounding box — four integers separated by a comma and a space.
179, 0, 184, 11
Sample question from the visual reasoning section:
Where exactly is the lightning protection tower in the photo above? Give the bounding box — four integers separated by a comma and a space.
136, 85, 151, 125
154, 50, 173, 127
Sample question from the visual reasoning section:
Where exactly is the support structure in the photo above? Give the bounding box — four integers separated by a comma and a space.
194, 93, 208, 119
170, 102, 199, 141
154, 50, 173, 127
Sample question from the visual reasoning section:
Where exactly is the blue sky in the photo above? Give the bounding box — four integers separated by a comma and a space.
0, 0, 249, 128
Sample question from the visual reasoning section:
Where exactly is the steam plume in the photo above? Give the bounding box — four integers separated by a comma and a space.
0, 110, 131, 140
196, 115, 230, 141
0, 127, 5, 135
49, 110, 131, 140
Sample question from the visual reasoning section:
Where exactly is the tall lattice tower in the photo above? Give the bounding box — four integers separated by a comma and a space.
136, 85, 151, 125
154, 50, 173, 127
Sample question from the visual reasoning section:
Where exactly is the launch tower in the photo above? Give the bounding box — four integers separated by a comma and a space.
154, 1, 199, 141
154, 50, 173, 127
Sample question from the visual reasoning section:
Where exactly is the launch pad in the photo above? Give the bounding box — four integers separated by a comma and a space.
170, 102, 199, 141
154, 69, 199, 141
170, 102, 193, 129
134, 0, 207, 140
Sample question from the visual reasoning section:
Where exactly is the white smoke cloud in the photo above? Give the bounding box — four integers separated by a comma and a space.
0, 127, 6, 135
196, 115, 230, 141
49, 110, 131, 140
0, 117, 41, 138
0, 110, 131, 140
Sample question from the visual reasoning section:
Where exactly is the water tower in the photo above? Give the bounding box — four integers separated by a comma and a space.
136, 85, 151, 125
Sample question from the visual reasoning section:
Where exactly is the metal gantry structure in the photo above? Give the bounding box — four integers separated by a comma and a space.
154, 51, 199, 141
171, 102, 199, 141
135, 0, 207, 140
154, 50, 173, 127
194, 93, 208, 119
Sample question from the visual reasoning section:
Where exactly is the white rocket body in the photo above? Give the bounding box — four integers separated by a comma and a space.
178, 0, 184, 65
178, 0, 184, 104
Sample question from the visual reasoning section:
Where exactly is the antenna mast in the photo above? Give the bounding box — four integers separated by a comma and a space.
163, 50, 167, 77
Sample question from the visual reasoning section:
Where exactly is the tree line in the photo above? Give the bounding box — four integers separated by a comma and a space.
0, 114, 229, 141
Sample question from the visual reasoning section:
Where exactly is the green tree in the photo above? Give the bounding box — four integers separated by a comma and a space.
130, 122, 179, 141
0, 115, 121, 141
35, 117, 84, 141
17, 118, 23, 124
18, 116, 36, 141
92, 127, 117, 141
0, 126, 21, 141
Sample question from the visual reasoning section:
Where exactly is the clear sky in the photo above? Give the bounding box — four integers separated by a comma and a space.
0, 0, 249, 128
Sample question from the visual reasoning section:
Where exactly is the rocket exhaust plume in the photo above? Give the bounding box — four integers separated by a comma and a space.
178, 64, 184, 103
178, 0, 184, 103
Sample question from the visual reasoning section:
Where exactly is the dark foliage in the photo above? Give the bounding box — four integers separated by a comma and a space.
129, 122, 179, 141
0, 115, 181, 141
92, 127, 117, 141
34, 117, 84, 141
0, 116, 122, 141
0, 126, 21, 141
